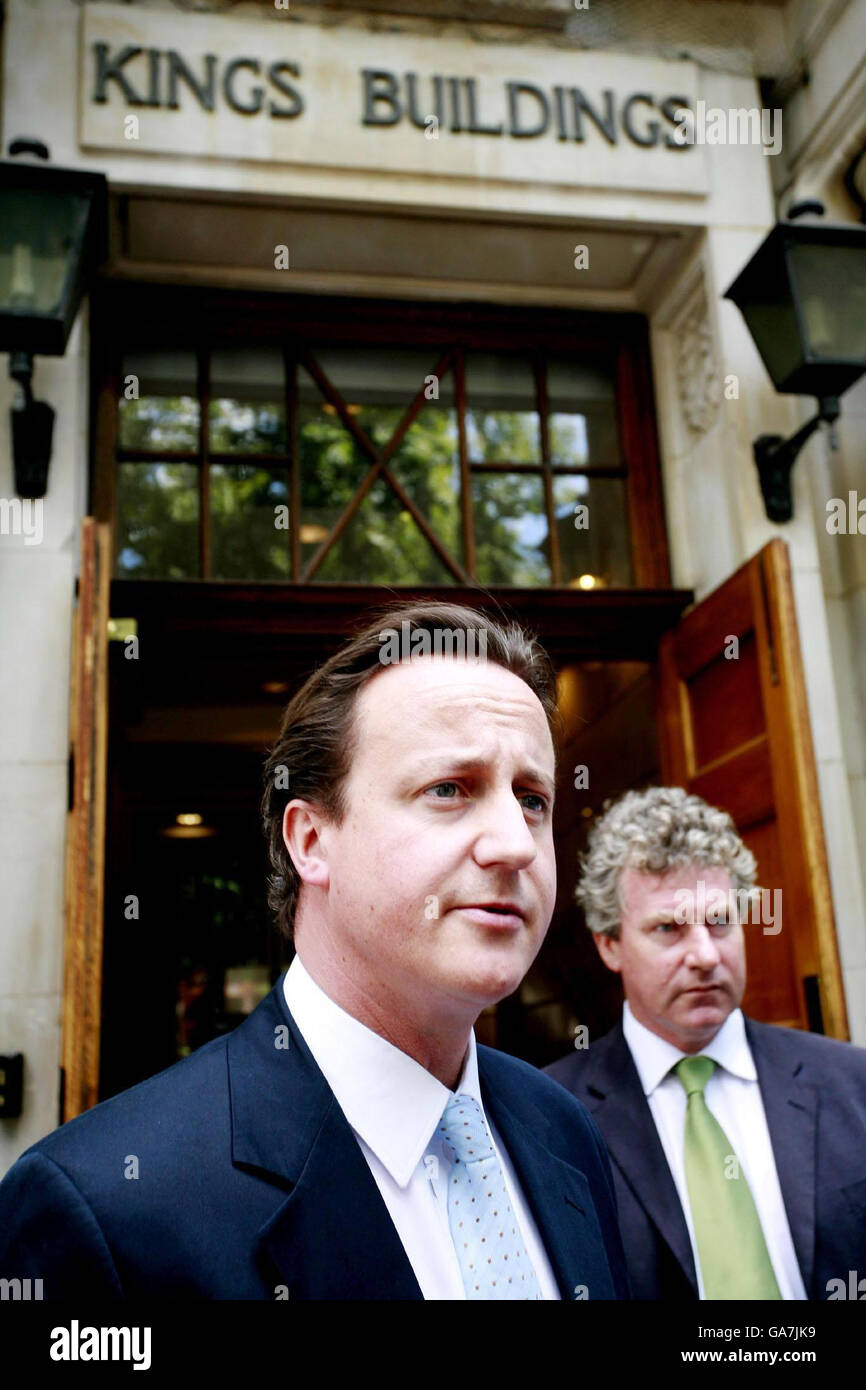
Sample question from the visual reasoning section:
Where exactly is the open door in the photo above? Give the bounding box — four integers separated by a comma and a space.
62, 518, 111, 1120
656, 538, 848, 1039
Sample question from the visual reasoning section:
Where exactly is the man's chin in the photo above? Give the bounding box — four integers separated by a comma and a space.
444, 959, 527, 1012
675, 995, 732, 1042
434, 920, 544, 1010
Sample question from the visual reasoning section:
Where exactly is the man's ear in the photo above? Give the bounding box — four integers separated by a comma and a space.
593, 929, 622, 973
282, 800, 330, 891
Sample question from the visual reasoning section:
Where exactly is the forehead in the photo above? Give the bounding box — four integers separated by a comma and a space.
620, 863, 734, 918
353, 656, 554, 765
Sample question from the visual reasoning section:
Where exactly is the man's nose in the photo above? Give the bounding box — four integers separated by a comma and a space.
472, 789, 538, 870
685, 923, 722, 969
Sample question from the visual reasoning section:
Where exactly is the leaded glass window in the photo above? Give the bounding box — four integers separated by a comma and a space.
114, 341, 630, 586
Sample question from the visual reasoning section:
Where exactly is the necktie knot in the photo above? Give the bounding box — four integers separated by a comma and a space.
675, 1054, 716, 1097
438, 1093, 494, 1165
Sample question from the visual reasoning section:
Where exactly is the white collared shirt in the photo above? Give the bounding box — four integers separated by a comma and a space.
282, 955, 560, 1300
621, 1002, 807, 1300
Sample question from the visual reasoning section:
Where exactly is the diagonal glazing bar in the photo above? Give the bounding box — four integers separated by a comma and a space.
301, 347, 463, 581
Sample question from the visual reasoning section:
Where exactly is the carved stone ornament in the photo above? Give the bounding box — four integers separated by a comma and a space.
677, 298, 720, 435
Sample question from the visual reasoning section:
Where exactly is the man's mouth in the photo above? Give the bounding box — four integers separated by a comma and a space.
456, 903, 526, 929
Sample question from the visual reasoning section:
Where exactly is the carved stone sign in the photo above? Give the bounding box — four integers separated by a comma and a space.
79, 4, 707, 196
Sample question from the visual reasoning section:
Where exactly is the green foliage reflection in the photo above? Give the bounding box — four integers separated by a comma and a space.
116, 390, 560, 585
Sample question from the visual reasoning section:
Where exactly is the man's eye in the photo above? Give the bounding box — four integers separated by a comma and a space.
427, 781, 461, 799
520, 793, 548, 814
654, 921, 677, 933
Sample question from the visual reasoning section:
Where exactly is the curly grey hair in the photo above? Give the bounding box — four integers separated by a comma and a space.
576, 785, 757, 938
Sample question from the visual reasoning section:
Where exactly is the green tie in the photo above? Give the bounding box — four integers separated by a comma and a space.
675, 1056, 781, 1300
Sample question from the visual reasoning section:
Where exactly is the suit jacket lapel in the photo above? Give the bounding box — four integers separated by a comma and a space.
581, 1024, 698, 1293
479, 1053, 623, 1299
746, 1019, 817, 1296
227, 981, 422, 1300
258, 1100, 423, 1300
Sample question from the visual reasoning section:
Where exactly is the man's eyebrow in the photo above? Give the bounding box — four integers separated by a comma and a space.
641, 910, 678, 925
407, 753, 556, 799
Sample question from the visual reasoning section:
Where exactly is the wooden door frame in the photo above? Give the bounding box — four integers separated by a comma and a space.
108, 580, 693, 663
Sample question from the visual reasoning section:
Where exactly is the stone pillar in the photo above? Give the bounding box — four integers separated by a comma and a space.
0, 305, 90, 1172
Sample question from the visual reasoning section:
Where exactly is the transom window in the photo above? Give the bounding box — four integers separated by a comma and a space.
114, 333, 637, 587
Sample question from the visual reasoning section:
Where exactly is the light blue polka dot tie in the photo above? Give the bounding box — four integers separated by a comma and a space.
438, 1093, 544, 1300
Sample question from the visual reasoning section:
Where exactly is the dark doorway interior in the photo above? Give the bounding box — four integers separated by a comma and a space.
99, 744, 286, 1101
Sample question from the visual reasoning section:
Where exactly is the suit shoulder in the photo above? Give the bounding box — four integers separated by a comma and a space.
24, 1030, 231, 1172
545, 1048, 591, 1089
477, 1044, 602, 1137
478, 1042, 562, 1095
480, 1044, 574, 1103
544, 1023, 622, 1090
748, 1018, 866, 1077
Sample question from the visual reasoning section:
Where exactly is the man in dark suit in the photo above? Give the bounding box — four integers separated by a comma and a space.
0, 602, 628, 1300
547, 785, 866, 1301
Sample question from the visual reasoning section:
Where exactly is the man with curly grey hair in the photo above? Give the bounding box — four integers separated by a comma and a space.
547, 785, 866, 1302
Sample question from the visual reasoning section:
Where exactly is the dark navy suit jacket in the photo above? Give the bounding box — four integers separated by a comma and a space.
0, 978, 630, 1300
545, 1016, 866, 1300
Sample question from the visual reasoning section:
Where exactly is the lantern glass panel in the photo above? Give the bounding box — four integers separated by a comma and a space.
740, 296, 803, 388
0, 187, 90, 317
789, 242, 866, 362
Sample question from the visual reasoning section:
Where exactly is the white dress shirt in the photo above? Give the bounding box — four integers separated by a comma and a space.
621, 1001, 807, 1300
283, 955, 560, 1300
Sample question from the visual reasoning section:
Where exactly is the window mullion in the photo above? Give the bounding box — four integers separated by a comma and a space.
197, 347, 211, 580
284, 349, 299, 581
534, 353, 561, 586
454, 349, 475, 578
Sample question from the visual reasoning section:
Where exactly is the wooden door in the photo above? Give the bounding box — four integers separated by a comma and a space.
62, 518, 112, 1119
656, 538, 848, 1038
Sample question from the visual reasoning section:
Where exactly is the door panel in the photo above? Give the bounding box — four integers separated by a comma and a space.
740, 818, 800, 1022
657, 538, 847, 1037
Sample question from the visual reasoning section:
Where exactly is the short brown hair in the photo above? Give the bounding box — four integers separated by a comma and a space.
261, 600, 559, 941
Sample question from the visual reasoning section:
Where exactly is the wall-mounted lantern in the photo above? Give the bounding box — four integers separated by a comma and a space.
0, 140, 107, 498
724, 202, 866, 522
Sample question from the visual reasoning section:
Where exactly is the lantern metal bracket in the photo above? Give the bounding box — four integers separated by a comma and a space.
753, 395, 840, 523
10, 351, 55, 499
